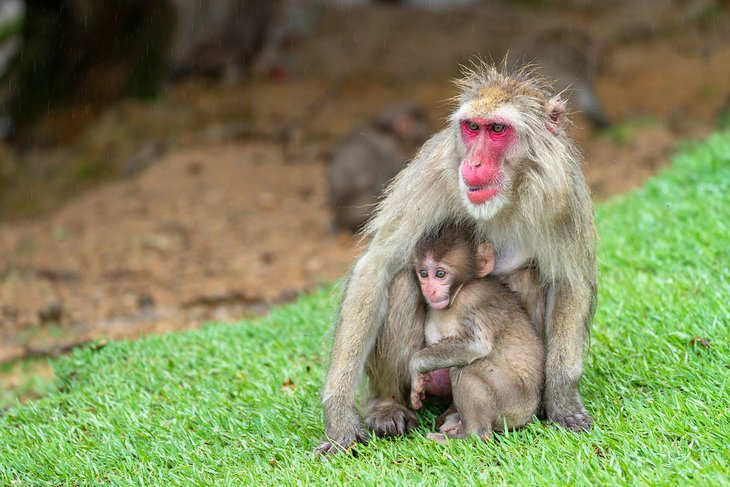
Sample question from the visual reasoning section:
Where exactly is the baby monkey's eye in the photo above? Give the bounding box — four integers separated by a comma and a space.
419, 270, 428, 278
435, 269, 446, 279
492, 123, 505, 133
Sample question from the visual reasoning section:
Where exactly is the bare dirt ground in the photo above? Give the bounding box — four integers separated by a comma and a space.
1, 1, 729, 400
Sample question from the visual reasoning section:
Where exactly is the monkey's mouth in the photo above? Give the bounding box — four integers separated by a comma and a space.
466, 185, 500, 204
428, 298, 450, 310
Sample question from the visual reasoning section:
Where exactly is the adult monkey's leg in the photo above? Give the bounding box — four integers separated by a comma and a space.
363, 271, 423, 437
543, 278, 596, 431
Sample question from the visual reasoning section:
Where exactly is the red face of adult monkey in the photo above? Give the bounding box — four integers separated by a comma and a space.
316, 62, 597, 456
450, 77, 567, 222
459, 118, 515, 206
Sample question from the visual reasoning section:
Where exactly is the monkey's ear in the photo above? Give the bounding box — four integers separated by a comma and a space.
475, 243, 495, 278
546, 96, 565, 135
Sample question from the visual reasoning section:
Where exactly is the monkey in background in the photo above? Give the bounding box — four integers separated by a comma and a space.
317, 62, 596, 456
515, 28, 611, 129
327, 102, 430, 233
409, 221, 544, 441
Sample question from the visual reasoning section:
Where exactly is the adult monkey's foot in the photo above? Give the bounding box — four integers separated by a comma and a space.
315, 402, 369, 456
315, 424, 369, 456
364, 399, 418, 437
547, 395, 592, 432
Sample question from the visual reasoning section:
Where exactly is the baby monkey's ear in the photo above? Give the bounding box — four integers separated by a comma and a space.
475, 243, 495, 278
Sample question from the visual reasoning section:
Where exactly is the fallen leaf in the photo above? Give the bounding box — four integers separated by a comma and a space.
690, 336, 711, 348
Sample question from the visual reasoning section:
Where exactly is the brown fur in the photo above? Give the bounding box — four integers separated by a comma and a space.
409, 229, 544, 440
316, 61, 596, 455
423, 279, 544, 438
500, 265, 546, 337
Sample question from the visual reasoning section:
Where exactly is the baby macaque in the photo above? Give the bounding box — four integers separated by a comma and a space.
409, 222, 544, 441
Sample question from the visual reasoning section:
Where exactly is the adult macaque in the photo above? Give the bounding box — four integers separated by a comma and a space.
316, 62, 596, 455
328, 102, 430, 232
409, 223, 543, 441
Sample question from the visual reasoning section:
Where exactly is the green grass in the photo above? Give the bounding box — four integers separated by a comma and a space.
2, 132, 729, 485
0, 359, 56, 408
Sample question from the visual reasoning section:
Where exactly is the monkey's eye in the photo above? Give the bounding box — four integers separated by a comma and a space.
435, 269, 446, 279
419, 270, 428, 278
466, 121, 479, 132
492, 123, 505, 133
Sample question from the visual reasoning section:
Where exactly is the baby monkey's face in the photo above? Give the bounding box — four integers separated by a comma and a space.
415, 253, 458, 310
415, 240, 495, 310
